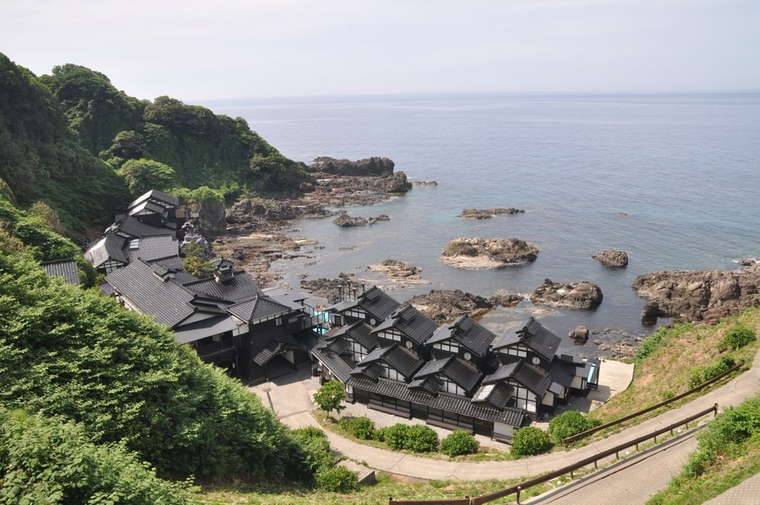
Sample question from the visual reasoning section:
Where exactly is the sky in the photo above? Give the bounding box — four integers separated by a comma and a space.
2, 0, 759, 101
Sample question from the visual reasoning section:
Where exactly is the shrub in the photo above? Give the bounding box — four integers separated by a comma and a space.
548, 411, 601, 443
635, 327, 668, 361
315, 465, 359, 493
699, 397, 760, 452
720, 326, 756, 350
339, 416, 376, 440
290, 427, 335, 474
381, 424, 411, 450
689, 356, 736, 388
440, 430, 479, 456
313, 380, 346, 419
683, 447, 716, 478
511, 427, 552, 457
404, 425, 439, 453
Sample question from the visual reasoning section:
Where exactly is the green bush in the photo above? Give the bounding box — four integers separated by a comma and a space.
313, 380, 346, 418
548, 411, 602, 443
689, 356, 736, 388
635, 327, 668, 361
0, 409, 194, 505
440, 430, 479, 456
720, 326, 756, 350
339, 416, 376, 440
314, 465, 359, 493
290, 427, 335, 475
683, 446, 717, 478
511, 427, 553, 457
380, 424, 411, 450
404, 425, 439, 453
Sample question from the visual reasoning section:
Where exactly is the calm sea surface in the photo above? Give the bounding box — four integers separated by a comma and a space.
206, 93, 760, 355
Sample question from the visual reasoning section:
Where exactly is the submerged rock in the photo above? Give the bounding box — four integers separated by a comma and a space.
458, 208, 525, 220
569, 325, 590, 343
640, 301, 665, 326
593, 249, 629, 268
333, 212, 390, 227
530, 279, 603, 310
412, 180, 438, 186
409, 288, 524, 323
440, 237, 539, 269
368, 259, 421, 278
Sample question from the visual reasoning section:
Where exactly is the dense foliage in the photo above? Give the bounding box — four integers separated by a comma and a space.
375, 424, 438, 453
688, 356, 736, 388
339, 416, 376, 440
0, 409, 195, 505
289, 427, 358, 492
548, 411, 601, 443
118, 158, 176, 195
313, 380, 346, 419
440, 431, 480, 456
720, 325, 756, 351
0, 235, 312, 483
315, 467, 360, 493
511, 427, 553, 457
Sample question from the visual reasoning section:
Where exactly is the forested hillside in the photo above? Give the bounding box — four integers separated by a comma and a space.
0, 53, 311, 237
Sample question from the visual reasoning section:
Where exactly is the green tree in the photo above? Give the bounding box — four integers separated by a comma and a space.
181, 242, 214, 277
313, 380, 346, 420
118, 158, 176, 195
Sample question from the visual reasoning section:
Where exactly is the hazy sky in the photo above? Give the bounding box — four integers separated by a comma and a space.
2, 0, 759, 100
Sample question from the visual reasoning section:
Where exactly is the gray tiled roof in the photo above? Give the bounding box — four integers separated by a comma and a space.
327, 321, 378, 351
127, 189, 179, 211
550, 357, 576, 388
85, 232, 129, 267
311, 347, 354, 383
173, 315, 238, 344
413, 356, 483, 393
106, 259, 196, 327
491, 317, 560, 361
332, 286, 401, 321
355, 344, 423, 380
347, 375, 524, 427
428, 315, 498, 357
472, 382, 513, 409
183, 272, 260, 303
41, 258, 80, 286
128, 235, 180, 263
110, 215, 176, 238
226, 295, 291, 322
372, 304, 437, 345
484, 361, 552, 397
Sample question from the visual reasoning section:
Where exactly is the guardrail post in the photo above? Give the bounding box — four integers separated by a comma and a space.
713, 403, 719, 418
594, 459, 598, 470
516, 486, 521, 504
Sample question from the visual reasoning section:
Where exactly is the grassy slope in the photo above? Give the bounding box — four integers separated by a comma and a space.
592, 309, 759, 424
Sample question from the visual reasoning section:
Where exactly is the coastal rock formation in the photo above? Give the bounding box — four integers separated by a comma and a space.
309, 156, 395, 177
333, 212, 390, 227
382, 171, 413, 193
226, 197, 331, 233
593, 249, 629, 268
412, 180, 438, 187
569, 325, 590, 343
409, 289, 524, 323
641, 301, 666, 326
530, 279, 603, 310
368, 259, 421, 279
458, 208, 525, 220
633, 265, 760, 324
440, 238, 539, 269
300, 274, 362, 303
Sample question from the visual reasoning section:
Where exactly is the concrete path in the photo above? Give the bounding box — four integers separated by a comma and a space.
703, 472, 760, 505
524, 430, 699, 505
254, 350, 759, 481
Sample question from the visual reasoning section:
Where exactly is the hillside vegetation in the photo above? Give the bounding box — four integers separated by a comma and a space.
0, 53, 311, 236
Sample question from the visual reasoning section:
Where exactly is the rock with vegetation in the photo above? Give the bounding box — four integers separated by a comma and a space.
368, 259, 422, 279
409, 289, 523, 323
458, 208, 525, 219
309, 156, 395, 177
440, 237, 539, 269
633, 265, 760, 323
530, 279, 603, 310
592, 249, 629, 268
333, 211, 390, 227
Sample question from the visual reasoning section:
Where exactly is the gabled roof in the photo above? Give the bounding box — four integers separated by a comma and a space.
428, 315, 498, 357
354, 344, 423, 380
550, 357, 576, 388
413, 356, 483, 393
226, 295, 291, 322
491, 317, 561, 361
326, 321, 378, 351
127, 189, 179, 211
472, 382, 513, 409
85, 232, 129, 267
41, 258, 80, 286
331, 286, 401, 321
173, 315, 239, 344
127, 235, 180, 263
109, 215, 176, 238
372, 304, 437, 345
183, 272, 260, 303
311, 346, 354, 383
483, 361, 552, 397
106, 259, 196, 327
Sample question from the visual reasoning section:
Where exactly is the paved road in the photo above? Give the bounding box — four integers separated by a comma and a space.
259, 348, 760, 481
703, 472, 760, 505
523, 430, 699, 505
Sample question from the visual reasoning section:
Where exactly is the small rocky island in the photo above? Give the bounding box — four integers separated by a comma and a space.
367, 259, 422, 279
409, 289, 524, 323
458, 208, 525, 219
593, 249, 629, 268
440, 237, 539, 269
333, 211, 390, 227
530, 279, 603, 310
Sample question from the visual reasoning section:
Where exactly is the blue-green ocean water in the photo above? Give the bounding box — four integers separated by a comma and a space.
206, 93, 760, 353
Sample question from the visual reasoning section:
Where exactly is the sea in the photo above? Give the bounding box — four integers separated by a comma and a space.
205, 93, 760, 356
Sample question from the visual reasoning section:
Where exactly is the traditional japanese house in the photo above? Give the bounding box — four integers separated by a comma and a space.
329, 286, 400, 326
426, 315, 497, 368
370, 304, 437, 358
491, 317, 561, 369
480, 360, 552, 414
410, 356, 483, 397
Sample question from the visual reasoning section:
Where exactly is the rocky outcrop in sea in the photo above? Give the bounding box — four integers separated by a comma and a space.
530, 279, 603, 310
633, 264, 760, 324
593, 249, 629, 268
409, 288, 524, 323
368, 259, 421, 278
333, 212, 390, 227
440, 238, 539, 269
300, 273, 362, 303
458, 208, 525, 219
309, 156, 395, 177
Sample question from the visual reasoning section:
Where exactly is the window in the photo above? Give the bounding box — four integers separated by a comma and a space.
345, 308, 366, 319
129, 239, 139, 250
381, 364, 404, 381
440, 377, 466, 396
509, 382, 537, 413
380, 329, 402, 342
433, 341, 459, 353
474, 383, 495, 401
275, 317, 282, 326
506, 345, 528, 358
348, 340, 367, 361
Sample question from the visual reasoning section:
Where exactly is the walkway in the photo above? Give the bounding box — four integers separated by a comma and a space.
703, 472, 760, 505
524, 430, 699, 505
254, 349, 759, 481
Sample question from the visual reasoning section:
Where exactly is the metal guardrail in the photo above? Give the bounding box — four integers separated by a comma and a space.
388, 404, 718, 505
560, 361, 742, 445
